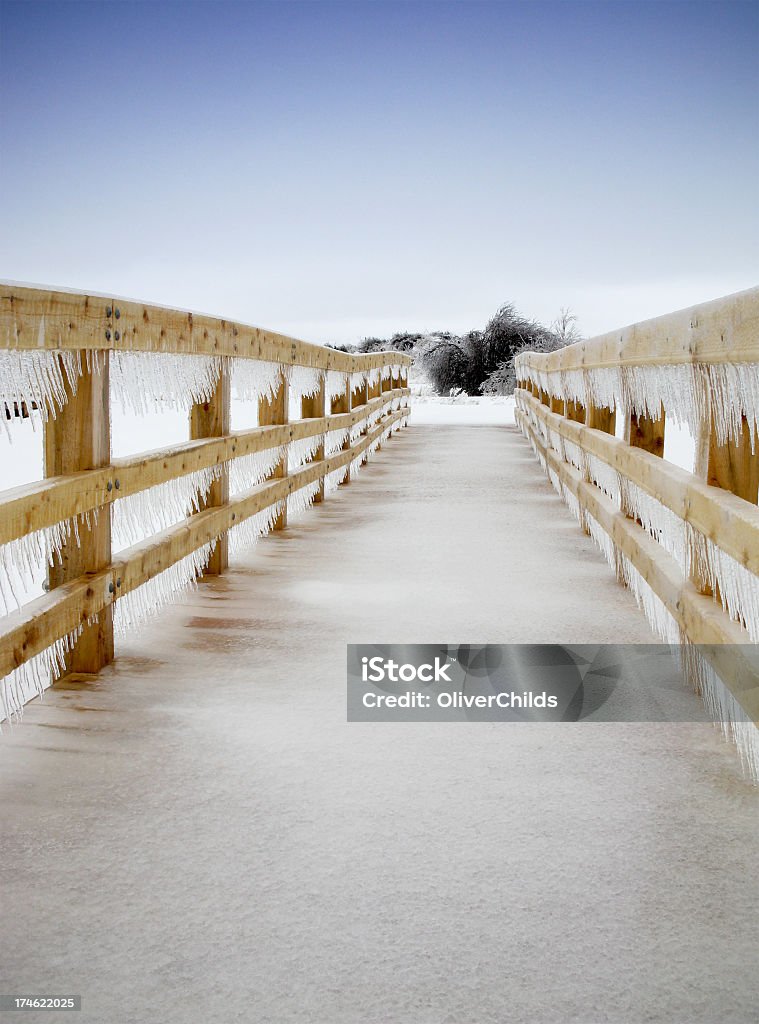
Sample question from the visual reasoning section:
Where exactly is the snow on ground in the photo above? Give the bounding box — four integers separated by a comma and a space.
410, 394, 515, 425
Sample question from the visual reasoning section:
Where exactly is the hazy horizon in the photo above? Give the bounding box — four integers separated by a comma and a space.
1, 0, 757, 345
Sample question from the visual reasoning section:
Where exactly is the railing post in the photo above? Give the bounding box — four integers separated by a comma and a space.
625, 410, 665, 457
258, 367, 289, 526
566, 399, 586, 423
190, 361, 230, 574
331, 373, 351, 484
44, 352, 113, 673
706, 414, 759, 504
301, 372, 326, 503
352, 374, 369, 462
586, 403, 616, 434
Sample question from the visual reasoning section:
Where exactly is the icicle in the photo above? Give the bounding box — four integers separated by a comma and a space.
701, 363, 759, 450
289, 365, 322, 402
585, 367, 621, 412
110, 351, 221, 415
0, 349, 81, 437
559, 369, 585, 406
679, 643, 759, 782
367, 368, 381, 387
687, 525, 759, 641
228, 502, 284, 555
288, 480, 321, 519
232, 359, 285, 403
349, 422, 363, 443
585, 452, 622, 507
325, 465, 348, 494
0, 624, 83, 724
350, 456, 364, 478
585, 511, 619, 574
562, 438, 585, 475
620, 364, 701, 435
0, 512, 98, 614
229, 446, 286, 495
325, 427, 349, 455
620, 478, 688, 573
617, 553, 682, 645
288, 435, 322, 472
113, 542, 216, 636
350, 370, 367, 390
111, 467, 221, 550
325, 370, 349, 403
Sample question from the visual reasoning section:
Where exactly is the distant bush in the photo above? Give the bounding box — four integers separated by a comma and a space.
344, 304, 579, 396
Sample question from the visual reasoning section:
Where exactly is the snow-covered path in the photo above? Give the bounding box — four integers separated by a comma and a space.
1, 424, 757, 1024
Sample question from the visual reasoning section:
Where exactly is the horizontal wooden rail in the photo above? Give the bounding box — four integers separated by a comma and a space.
516, 390, 759, 576
0, 285, 413, 371
0, 409, 407, 681
516, 286, 759, 371
0, 283, 412, 705
0, 389, 409, 547
516, 407, 759, 722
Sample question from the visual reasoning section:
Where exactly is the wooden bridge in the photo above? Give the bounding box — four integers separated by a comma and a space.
1, 285, 758, 1023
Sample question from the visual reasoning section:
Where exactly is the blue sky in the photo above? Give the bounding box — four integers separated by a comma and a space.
1, 0, 757, 342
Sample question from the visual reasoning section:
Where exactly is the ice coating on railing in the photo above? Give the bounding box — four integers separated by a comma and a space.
0, 348, 81, 437
680, 643, 759, 780
325, 370, 348, 403
0, 623, 83, 724
227, 503, 284, 555
229, 446, 286, 495
113, 541, 216, 636
325, 465, 348, 494
0, 511, 98, 614
289, 365, 322, 401
232, 359, 283, 404
110, 351, 222, 414
688, 527, 759, 643
620, 478, 689, 574
288, 480, 321, 519
288, 435, 322, 472
325, 427, 349, 456
111, 466, 220, 549
517, 358, 759, 447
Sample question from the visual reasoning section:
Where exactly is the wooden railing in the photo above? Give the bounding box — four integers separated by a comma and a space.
515, 286, 759, 776
0, 285, 411, 716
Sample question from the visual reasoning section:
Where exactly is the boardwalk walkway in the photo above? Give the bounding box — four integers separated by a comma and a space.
2, 424, 758, 1024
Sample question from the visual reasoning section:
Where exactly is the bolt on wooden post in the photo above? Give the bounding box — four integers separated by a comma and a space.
190, 360, 230, 574
44, 348, 113, 673
300, 371, 326, 503
258, 366, 290, 526
330, 373, 352, 483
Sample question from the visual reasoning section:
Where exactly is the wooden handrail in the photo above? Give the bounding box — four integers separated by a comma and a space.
0, 284, 413, 371
0, 284, 411, 702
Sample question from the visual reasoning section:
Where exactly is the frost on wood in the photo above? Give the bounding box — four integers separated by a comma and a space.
0, 624, 83, 724
232, 359, 283, 404
289, 365, 322, 402
110, 351, 221, 414
288, 435, 321, 472
679, 643, 759, 782
113, 542, 216, 636
620, 479, 688, 574
0, 348, 81, 437
325, 427, 349, 455
325, 371, 348, 403
288, 480, 321, 520
111, 467, 220, 550
228, 503, 284, 555
0, 511, 97, 614
229, 447, 286, 495
688, 526, 759, 642
585, 452, 621, 507
325, 465, 348, 494
518, 359, 759, 448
